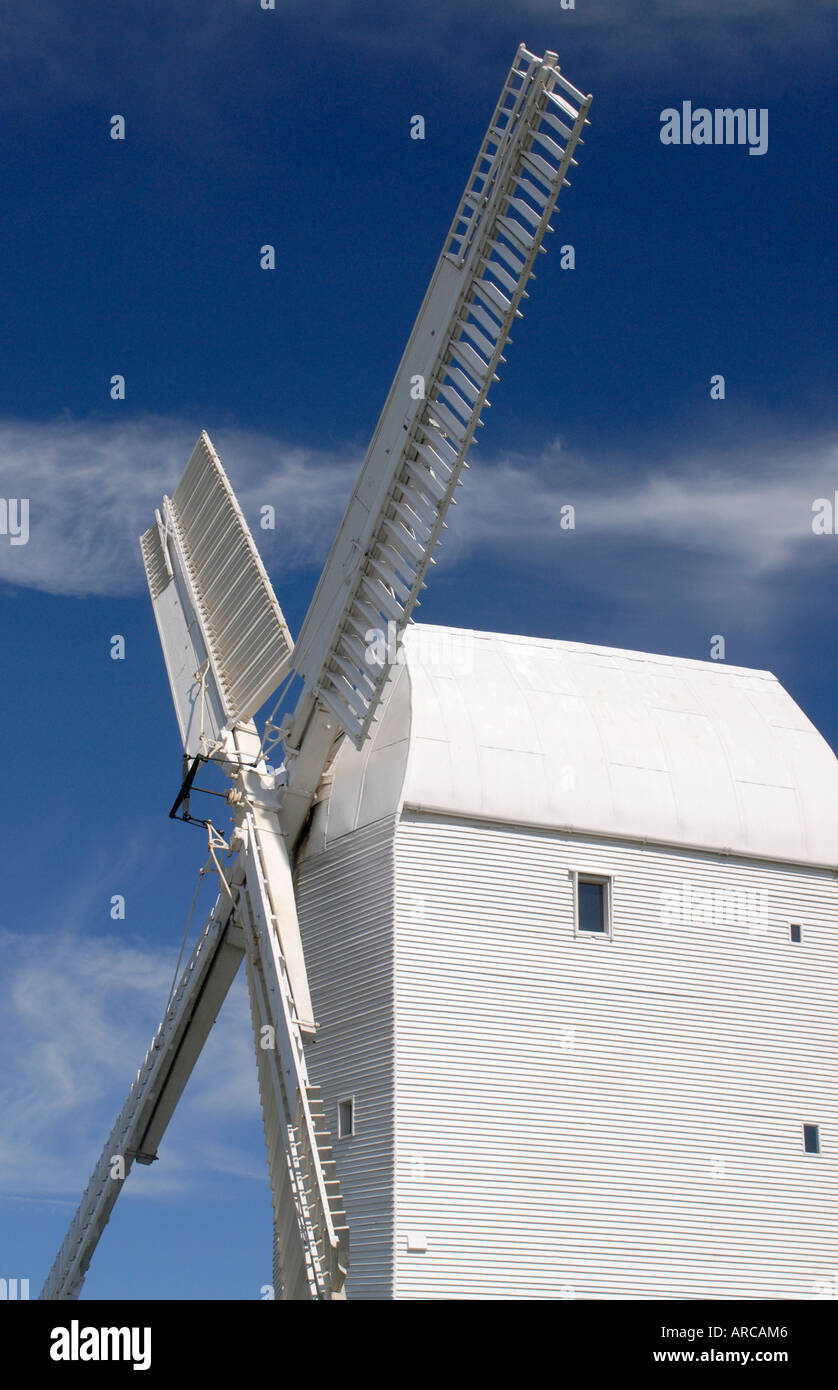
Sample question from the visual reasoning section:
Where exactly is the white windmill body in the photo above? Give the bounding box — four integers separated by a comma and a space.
39, 43, 838, 1303
296, 627, 838, 1298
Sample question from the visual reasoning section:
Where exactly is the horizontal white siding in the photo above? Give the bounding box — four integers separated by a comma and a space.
296, 817, 396, 1299
393, 812, 838, 1299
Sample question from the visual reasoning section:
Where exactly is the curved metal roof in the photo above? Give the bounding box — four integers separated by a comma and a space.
302, 626, 838, 868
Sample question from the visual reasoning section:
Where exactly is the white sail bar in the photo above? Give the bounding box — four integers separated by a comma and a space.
41, 727, 347, 1302
140, 432, 293, 757
286, 46, 591, 779
238, 808, 348, 1299
39, 886, 246, 1300
442, 44, 587, 267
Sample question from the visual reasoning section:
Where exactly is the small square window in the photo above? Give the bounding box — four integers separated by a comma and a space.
790, 924, 802, 943
338, 1097, 355, 1139
572, 873, 612, 939
803, 1124, 820, 1154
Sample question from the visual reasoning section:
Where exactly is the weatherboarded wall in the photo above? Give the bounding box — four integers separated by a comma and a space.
392, 810, 838, 1300
296, 816, 396, 1300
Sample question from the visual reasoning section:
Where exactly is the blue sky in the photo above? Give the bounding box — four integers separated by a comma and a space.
1, 0, 837, 1299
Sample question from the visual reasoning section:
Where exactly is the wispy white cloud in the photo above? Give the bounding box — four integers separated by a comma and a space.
0, 926, 261, 1202
458, 435, 838, 579
0, 416, 358, 598
0, 415, 835, 621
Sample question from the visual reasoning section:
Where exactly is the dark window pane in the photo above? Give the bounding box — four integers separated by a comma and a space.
578, 880, 606, 933
790, 924, 802, 943
804, 1124, 820, 1154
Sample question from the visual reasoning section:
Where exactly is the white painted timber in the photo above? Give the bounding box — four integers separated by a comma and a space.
392, 814, 838, 1299
309, 625, 838, 870
287, 46, 591, 756
40, 889, 245, 1300
139, 506, 228, 758
43, 783, 348, 1302
295, 817, 397, 1300
140, 431, 293, 757
296, 808, 838, 1299
235, 807, 348, 1300
294, 623, 838, 1298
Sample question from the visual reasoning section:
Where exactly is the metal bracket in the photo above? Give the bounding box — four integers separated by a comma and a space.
169, 753, 211, 826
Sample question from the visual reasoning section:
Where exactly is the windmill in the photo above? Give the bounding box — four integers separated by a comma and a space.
40, 44, 592, 1301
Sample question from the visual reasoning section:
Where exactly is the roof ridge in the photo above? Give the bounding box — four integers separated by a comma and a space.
404, 623, 776, 680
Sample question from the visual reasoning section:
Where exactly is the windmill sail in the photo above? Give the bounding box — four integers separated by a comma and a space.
43, 445, 347, 1298
140, 431, 294, 758
40, 831, 348, 1301
281, 45, 591, 842
40, 889, 246, 1299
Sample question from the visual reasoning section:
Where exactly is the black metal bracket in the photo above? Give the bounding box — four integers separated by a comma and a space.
169, 753, 210, 827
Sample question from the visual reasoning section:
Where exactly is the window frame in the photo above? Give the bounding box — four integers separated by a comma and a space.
337, 1095, 356, 1140
789, 923, 803, 944
570, 869, 613, 942
803, 1123, 820, 1155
